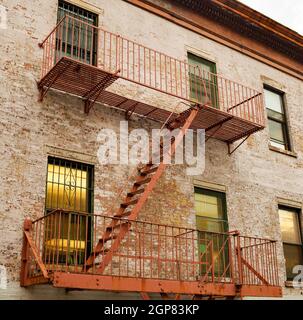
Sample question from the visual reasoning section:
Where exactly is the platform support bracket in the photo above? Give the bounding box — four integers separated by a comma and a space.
228, 134, 251, 155
38, 61, 72, 102
205, 115, 233, 142
84, 70, 120, 114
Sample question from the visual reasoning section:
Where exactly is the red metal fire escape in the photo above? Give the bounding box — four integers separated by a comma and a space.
20, 15, 282, 299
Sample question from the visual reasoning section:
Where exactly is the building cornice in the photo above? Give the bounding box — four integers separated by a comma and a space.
124, 0, 303, 81
176, 0, 303, 62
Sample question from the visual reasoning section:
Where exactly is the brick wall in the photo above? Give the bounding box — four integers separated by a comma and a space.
0, 0, 302, 299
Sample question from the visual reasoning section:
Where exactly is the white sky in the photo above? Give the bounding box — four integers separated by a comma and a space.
239, 0, 303, 35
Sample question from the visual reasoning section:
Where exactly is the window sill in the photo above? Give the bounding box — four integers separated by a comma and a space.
269, 145, 298, 158
285, 281, 302, 288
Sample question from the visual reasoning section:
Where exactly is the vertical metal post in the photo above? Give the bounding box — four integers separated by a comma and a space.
20, 219, 32, 287
236, 233, 243, 285
211, 240, 215, 282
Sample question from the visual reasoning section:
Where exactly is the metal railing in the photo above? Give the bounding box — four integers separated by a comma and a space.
39, 15, 265, 126
24, 210, 279, 287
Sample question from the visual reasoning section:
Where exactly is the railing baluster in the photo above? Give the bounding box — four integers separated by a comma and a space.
39, 15, 264, 128
26, 211, 281, 297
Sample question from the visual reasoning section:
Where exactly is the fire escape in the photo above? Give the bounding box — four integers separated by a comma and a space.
20, 15, 282, 299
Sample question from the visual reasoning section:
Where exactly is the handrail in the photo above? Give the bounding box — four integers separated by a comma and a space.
23, 210, 280, 288
39, 15, 265, 126
33, 209, 278, 244
34, 209, 228, 236
39, 15, 67, 48
39, 14, 263, 94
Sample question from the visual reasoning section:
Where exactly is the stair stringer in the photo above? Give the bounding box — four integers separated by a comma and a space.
85, 105, 200, 273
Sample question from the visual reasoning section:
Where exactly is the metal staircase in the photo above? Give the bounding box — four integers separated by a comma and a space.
18, 14, 283, 300
85, 105, 199, 273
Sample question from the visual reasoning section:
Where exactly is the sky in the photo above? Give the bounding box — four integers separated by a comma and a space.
239, 0, 303, 35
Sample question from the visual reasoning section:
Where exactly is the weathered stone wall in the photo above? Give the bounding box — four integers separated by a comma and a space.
0, 0, 302, 299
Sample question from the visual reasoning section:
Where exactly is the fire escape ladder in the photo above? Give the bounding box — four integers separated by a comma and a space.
84, 105, 200, 272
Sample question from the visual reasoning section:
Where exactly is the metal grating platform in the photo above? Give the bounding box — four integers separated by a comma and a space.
39, 57, 264, 143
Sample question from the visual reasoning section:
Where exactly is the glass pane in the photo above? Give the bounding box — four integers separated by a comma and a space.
57, 1, 98, 65
279, 209, 302, 244
269, 140, 286, 150
188, 53, 218, 107
266, 108, 284, 121
196, 216, 226, 233
195, 193, 223, 219
44, 212, 88, 265
58, 0, 97, 25
188, 53, 215, 73
268, 119, 285, 144
264, 89, 284, 113
283, 244, 303, 280
46, 163, 89, 212
195, 189, 229, 278
198, 232, 229, 277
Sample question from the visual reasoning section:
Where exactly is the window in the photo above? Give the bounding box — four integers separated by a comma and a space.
188, 53, 218, 108
195, 188, 228, 233
45, 157, 94, 264
46, 157, 94, 212
56, 0, 98, 65
194, 188, 229, 276
279, 206, 303, 281
264, 87, 290, 150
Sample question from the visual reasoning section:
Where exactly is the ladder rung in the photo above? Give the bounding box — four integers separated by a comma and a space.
134, 177, 151, 186
121, 199, 139, 208
127, 188, 145, 197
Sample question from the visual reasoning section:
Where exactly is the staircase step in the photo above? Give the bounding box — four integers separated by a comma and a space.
100, 234, 118, 243
127, 188, 145, 197
106, 222, 129, 231
121, 199, 139, 208
134, 177, 151, 186
114, 210, 132, 218
140, 166, 158, 176
92, 248, 109, 256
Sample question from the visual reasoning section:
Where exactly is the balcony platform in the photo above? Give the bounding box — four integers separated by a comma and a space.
50, 272, 281, 298
21, 211, 282, 299
39, 57, 264, 144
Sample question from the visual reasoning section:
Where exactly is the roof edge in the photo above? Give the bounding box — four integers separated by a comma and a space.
214, 0, 302, 46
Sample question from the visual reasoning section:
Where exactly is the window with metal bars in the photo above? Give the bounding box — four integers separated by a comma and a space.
56, 0, 98, 65
46, 156, 94, 213
45, 156, 94, 265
